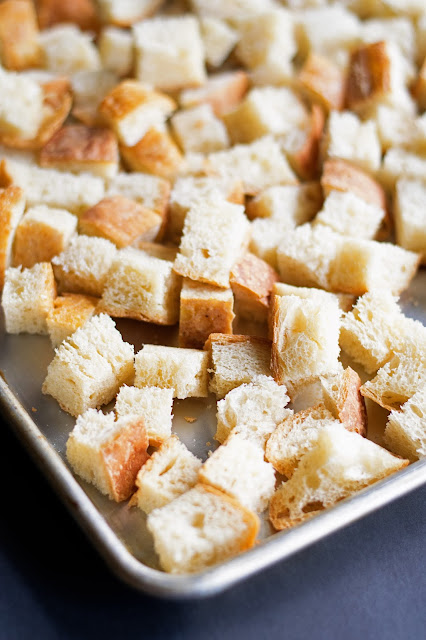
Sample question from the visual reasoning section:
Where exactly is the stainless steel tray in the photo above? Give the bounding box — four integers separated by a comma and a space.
1, 269, 425, 599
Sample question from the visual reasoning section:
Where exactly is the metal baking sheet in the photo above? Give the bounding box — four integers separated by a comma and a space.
1, 269, 426, 599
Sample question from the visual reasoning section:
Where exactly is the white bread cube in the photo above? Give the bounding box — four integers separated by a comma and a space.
323, 111, 381, 173
415, 57, 426, 111
179, 70, 250, 116
13, 205, 77, 268
246, 182, 322, 225
215, 375, 291, 448
205, 333, 272, 399
360, 16, 416, 64
134, 344, 209, 399
105, 172, 170, 218
147, 483, 259, 574
272, 283, 354, 314
115, 385, 173, 447
0, 0, 41, 70
374, 106, 420, 152
271, 294, 341, 392
99, 248, 182, 325
384, 390, 426, 462
200, 17, 238, 67
133, 16, 206, 91
52, 235, 117, 297
269, 424, 408, 530
249, 218, 288, 270
230, 252, 279, 323
71, 70, 119, 127
42, 314, 134, 416
98, 27, 133, 77
394, 179, 426, 263
133, 435, 201, 514
313, 190, 384, 239
296, 6, 361, 60
66, 409, 149, 502
0, 68, 43, 139
46, 293, 98, 347
96, 0, 163, 26
40, 25, 101, 74
380, 149, 426, 190
190, 0, 273, 19
0, 186, 25, 290
199, 433, 276, 513
320, 367, 367, 437
321, 158, 387, 214
2, 262, 56, 334
171, 104, 229, 154
173, 200, 250, 289
120, 127, 184, 180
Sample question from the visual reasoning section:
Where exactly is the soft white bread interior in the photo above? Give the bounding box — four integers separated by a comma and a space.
0, 68, 43, 139
199, 16, 238, 68
98, 27, 133, 77
313, 190, 384, 240
394, 178, 426, 264
115, 384, 174, 447
105, 171, 170, 218
384, 389, 426, 462
39, 24, 100, 74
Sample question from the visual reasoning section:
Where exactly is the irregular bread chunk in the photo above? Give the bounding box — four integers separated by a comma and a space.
115, 385, 174, 447
200, 17, 238, 67
39, 24, 101, 74
321, 367, 367, 437
380, 149, 426, 191
298, 53, 346, 111
0, 69, 43, 139
394, 179, 426, 264
71, 70, 119, 127
0, 186, 25, 289
322, 110, 381, 173
321, 158, 387, 213
246, 182, 322, 224
171, 104, 229, 153
230, 252, 279, 323
384, 390, 426, 462
313, 190, 384, 239
46, 293, 98, 347
98, 27, 133, 77
278, 103, 325, 181
180, 70, 249, 116
105, 171, 170, 218
121, 128, 184, 180
0, 0, 41, 70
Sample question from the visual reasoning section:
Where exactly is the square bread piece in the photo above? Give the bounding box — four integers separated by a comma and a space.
0, 0, 41, 70
147, 483, 259, 574
380, 149, 426, 191
99, 248, 182, 325
173, 200, 250, 289
271, 294, 341, 393
133, 15, 206, 91
115, 385, 174, 447
134, 344, 209, 399
0, 69, 44, 139
0, 186, 25, 289
179, 70, 249, 116
133, 435, 202, 514
52, 235, 117, 297
215, 375, 291, 449
66, 409, 149, 502
46, 293, 98, 347
99, 80, 176, 147
105, 172, 170, 219
298, 53, 346, 112
249, 217, 292, 270
384, 389, 426, 462
394, 178, 426, 263
2, 262, 56, 334
42, 314, 135, 416
199, 433, 276, 513
39, 24, 100, 74
230, 252, 279, 323
171, 104, 229, 154
120, 128, 184, 180
98, 27, 133, 77
179, 278, 234, 349
13, 205, 77, 268
320, 367, 367, 437
269, 424, 409, 531
321, 158, 387, 213
79, 196, 162, 248
322, 110, 381, 173
312, 190, 385, 240
96, 0, 163, 26
246, 182, 322, 224
39, 125, 119, 179
205, 334, 272, 399
200, 17, 238, 68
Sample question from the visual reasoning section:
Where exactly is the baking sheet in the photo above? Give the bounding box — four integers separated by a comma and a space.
0, 269, 425, 598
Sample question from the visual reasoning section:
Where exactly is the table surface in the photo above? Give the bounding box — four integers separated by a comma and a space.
1, 409, 426, 640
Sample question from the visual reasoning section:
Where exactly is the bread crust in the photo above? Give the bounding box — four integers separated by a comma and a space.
346, 41, 391, 114
0, 0, 41, 70
299, 53, 346, 111
321, 158, 387, 212
36, 0, 99, 31
287, 103, 325, 181
121, 128, 184, 179
0, 186, 25, 289
322, 367, 368, 437
180, 70, 250, 116
39, 124, 119, 171
99, 80, 176, 122
230, 252, 279, 322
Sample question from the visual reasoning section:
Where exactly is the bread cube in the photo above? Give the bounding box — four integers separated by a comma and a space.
321, 158, 387, 213
394, 179, 426, 263
2, 262, 56, 334
384, 390, 426, 462
189, 0, 271, 19
200, 17, 238, 67
249, 218, 288, 270
269, 424, 408, 530
298, 53, 346, 111
133, 16, 206, 91
0, 186, 25, 290
98, 27, 133, 77
13, 205, 77, 269
321, 367, 367, 437
121, 128, 184, 180
180, 70, 250, 116
134, 344, 209, 399
79, 196, 162, 248
115, 385, 174, 447
171, 104, 229, 154
279, 103, 325, 181
414, 57, 426, 111
380, 149, 426, 190
99, 248, 182, 325
246, 182, 322, 224
96, 0, 163, 26
147, 483, 259, 574
52, 235, 117, 297
179, 279, 234, 349
46, 293, 98, 347
99, 81, 176, 147
323, 111, 381, 173
36, 0, 99, 31
205, 333, 272, 398
296, 6, 361, 60
230, 252, 279, 323
0, 69, 44, 140
360, 16, 416, 65
66, 409, 149, 502
313, 190, 384, 239
133, 435, 201, 513
0, 0, 41, 70
105, 172, 170, 218
215, 375, 291, 448
40, 25, 101, 74
42, 314, 134, 416
71, 70, 119, 127
272, 283, 354, 314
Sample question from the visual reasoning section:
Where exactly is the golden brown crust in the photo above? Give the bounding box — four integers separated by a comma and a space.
99, 80, 176, 121
413, 57, 426, 111
324, 367, 368, 437
121, 128, 184, 179
0, 186, 25, 289
298, 53, 346, 112
288, 104, 325, 181
345, 41, 391, 114
182, 70, 250, 116
0, 0, 41, 70
47, 293, 99, 327
230, 252, 279, 321
39, 124, 119, 167
36, 0, 99, 31
179, 286, 234, 349
270, 294, 283, 384
321, 158, 387, 212
204, 332, 272, 352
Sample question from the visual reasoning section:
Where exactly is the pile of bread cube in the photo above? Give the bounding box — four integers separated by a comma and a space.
1, 0, 426, 575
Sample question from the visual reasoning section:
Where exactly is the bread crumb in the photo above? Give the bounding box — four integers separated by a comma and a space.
184, 416, 197, 423
31, 406, 37, 412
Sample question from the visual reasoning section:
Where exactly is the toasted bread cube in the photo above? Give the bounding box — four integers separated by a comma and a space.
66, 409, 149, 502
384, 390, 426, 462
321, 158, 387, 213
246, 182, 322, 225
199, 433, 276, 513
121, 128, 184, 180
296, 6, 361, 60
323, 111, 381, 173
269, 424, 408, 531
0, 186, 25, 290
98, 27, 133, 77
179, 279, 234, 349
272, 283, 354, 314
79, 196, 162, 248
360, 16, 416, 65
39, 125, 119, 179
71, 70, 119, 127
133, 16, 206, 91
215, 375, 291, 448
0, 69, 44, 139
42, 314, 134, 416
207, 137, 298, 196
2, 262, 56, 334
134, 344, 209, 399
46, 293, 98, 347
105, 172, 170, 218
99, 248, 182, 325
36, 0, 99, 31
40, 25, 101, 74
180, 70, 250, 116
147, 483, 259, 574
394, 179, 426, 263
298, 53, 346, 112
414, 58, 426, 111
96, 0, 163, 26
99, 81, 176, 147
13, 205, 77, 269
52, 235, 117, 297
313, 190, 384, 239
271, 294, 341, 392
278, 103, 325, 181
321, 367, 367, 437
230, 252, 279, 323
205, 333, 272, 398
0, 0, 41, 70
115, 385, 173, 447
171, 104, 229, 154
173, 200, 250, 289
380, 149, 426, 191
133, 435, 201, 513
200, 17, 238, 67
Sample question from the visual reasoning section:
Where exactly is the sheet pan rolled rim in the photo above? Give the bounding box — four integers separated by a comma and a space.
2, 374, 426, 600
